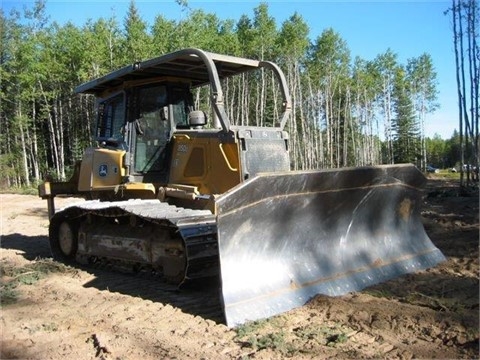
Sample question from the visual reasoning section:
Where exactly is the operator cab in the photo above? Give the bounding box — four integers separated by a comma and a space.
76, 48, 291, 198
95, 83, 199, 184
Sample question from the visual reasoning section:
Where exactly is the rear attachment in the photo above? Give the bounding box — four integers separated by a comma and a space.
215, 164, 445, 327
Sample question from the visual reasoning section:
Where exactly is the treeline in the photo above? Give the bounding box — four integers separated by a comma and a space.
426, 131, 469, 169
449, 0, 479, 186
1, 0, 442, 187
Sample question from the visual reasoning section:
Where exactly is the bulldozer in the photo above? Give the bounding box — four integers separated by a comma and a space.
39, 48, 445, 327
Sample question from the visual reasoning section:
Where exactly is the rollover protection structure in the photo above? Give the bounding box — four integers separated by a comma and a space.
39, 48, 445, 327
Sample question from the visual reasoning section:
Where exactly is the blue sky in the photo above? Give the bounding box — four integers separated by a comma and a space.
3, 0, 457, 138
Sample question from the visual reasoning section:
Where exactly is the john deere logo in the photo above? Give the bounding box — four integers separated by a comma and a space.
99, 164, 108, 177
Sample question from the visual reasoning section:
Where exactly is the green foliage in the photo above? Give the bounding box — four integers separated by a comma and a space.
0, 153, 20, 187
1, 0, 446, 187
122, 0, 151, 62
308, 28, 351, 82
276, 12, 309, 66
427, 134, 449, 167
407, 53, 439, 114
392, 65, 421, 164
0, 185, 39, 195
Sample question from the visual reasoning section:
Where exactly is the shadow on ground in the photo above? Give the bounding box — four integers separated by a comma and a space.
1, 233, 224, 324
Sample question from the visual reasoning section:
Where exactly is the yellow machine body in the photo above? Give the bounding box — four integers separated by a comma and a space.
78, 147, 126, 191
38, 48, 445, 328
169, 133, 241, 195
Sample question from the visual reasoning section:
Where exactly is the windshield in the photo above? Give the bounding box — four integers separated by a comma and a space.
134, 85, 170, 173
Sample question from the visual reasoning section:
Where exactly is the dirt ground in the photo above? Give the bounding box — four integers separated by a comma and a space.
1, 177, 478, 359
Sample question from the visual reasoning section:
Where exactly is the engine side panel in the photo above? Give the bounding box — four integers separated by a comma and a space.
168, 132, 241, 195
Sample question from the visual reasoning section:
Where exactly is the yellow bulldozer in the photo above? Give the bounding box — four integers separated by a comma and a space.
39, 48, 445, 326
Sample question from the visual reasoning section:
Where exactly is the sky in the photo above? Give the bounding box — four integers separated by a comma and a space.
3, 0, 458, 139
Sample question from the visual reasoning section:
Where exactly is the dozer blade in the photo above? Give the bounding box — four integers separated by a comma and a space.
215, 164, 445, 327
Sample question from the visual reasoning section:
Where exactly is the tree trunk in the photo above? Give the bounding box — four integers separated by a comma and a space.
31, 100, 40, 182
39, 80, 60, 179
56, 98, 66, 180
19, 120, 31, 187
453, 0, 466, 187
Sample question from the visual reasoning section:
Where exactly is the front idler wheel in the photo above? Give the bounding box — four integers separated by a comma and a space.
50, 219, 78, 262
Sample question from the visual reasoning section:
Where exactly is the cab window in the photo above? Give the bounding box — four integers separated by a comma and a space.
171, 87, 191, 127
97, 93, 125, 142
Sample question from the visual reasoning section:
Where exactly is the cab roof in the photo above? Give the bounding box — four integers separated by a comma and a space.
75, 48, 261, 96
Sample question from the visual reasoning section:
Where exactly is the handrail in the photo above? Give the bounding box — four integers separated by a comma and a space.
219, 144, 238, 172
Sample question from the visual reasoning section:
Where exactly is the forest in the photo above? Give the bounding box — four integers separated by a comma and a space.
0, 0, 477, 188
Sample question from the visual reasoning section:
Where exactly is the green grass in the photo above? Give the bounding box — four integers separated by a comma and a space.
235, 318, 296, 356
362, 288, 395, 299
0, 259, 75, 307
235, 316, 352, 356
0, 185, 39, 195
293, 323, 349, 347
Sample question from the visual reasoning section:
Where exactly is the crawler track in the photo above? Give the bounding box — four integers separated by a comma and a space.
48, 199, 224, 322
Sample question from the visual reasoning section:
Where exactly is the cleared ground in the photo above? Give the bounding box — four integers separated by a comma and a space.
1, 177, 478, 359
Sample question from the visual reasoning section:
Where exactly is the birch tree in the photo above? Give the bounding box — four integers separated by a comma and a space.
276, 12, 310, 169
406, 54, 439, 170
451, 0, 479, 186
351, 57, 382, 166
374, 49, 398, 164
307, 28, 351, 168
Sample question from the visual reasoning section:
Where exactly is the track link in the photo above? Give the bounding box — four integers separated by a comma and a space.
49, 199, 219, 285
